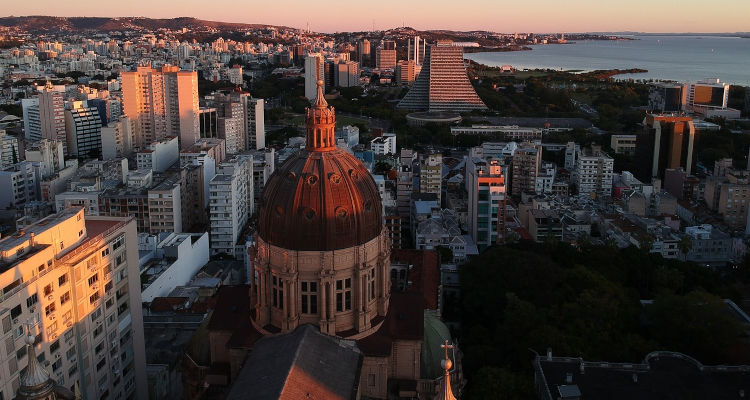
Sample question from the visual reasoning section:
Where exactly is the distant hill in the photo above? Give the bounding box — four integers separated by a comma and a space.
0, 16, 285, 33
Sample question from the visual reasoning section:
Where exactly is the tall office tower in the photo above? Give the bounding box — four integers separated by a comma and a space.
395, 60, 417, 84
64, 102, 103, 158
685, 78, 729, 112
648, 82, 685, 112
22, 97, 41, 141
375, 45, 397, 70
408, 36, 426, 64
323, 60, 336, 88
242, 96, 265, 150
335, 61, 359, 87
357, 38, 371, 66
511, 143, 542, 196
0, 208, 147, 400
304, 54, 325, 100
637, 114, 697, 180
466, 157, 506, 251
420, 153, 442, 206
121, 65, 199, 150
575, 145, 614, 197
38, 84, 68, 155
397, 41, 487, 112
209, 155, 253, 257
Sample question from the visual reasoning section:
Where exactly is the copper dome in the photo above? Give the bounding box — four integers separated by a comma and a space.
256, 80, 383, 251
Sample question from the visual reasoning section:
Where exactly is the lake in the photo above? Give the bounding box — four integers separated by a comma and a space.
465, 35, 750, 86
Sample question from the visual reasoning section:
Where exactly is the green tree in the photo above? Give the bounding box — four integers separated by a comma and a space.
678, 236, 693, 261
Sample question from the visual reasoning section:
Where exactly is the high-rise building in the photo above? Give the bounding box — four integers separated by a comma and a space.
242, 96, 265, 150
397, 41, 487, 112
466, 156, 506, 251
0, 129, 20, 168
0, 208, 147, 400
408, 36, 426, 65
304, 54, 325, 100
64, 102, 103, 158
395, 60, 417, 84
209, 155, 253, 257
121, 65, 199, 150
375, 41, 397, 70
335, 61, 359, 88
639, 114, 696, 179
575, 145, 614, 197
38, 84, 67, 155
685, 78, 729, 112
100, 116, 134, 160
22, 97, 41, 141
511, 143, 542, 196
648, 82, 685, 112
420, 153, 442, 206
357, 39, 371, 67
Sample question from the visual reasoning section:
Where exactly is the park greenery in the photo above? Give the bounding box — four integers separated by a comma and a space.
453, 240, 748, 399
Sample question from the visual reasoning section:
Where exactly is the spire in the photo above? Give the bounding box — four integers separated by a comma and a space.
312, 79, 327, 108
18, 321, 54, 397
439, 340, 457, 400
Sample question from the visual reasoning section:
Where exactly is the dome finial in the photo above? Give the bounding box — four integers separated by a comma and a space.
312, 78, 327, 108
438, 340, 458, 400
18, 320, 54, 396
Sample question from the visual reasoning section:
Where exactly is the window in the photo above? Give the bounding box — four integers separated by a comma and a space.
26, 294, 38, 308
88, 274, 99, 286
90, 309, 102, 323
45, 303, 56, 316
335, 278, 352, 312
115, 254, 126, 266
369, 269, 376, 300
50, 340, 60, 354
60, 292, 70, 305
68, 364, 77, 378
301, 282, 318, 314
66, 346, 76, 361
58, 274, 68, 286
90, 292, 100, 304
101, 248, 110, 257
94, 341, 104, 355
44, 284, 53, 296
112, 235, 124, 251
271, 276, 283, 309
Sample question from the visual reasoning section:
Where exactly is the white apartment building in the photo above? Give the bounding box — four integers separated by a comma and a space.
0, 162, 38, 209
242, 97, 265, 150
0, 208, 147, 400
136, 136, 179, 173
21, 97, 41, 142
139, 232, 209, 302
370, 133, 396, 155
304, 54, 325, 100
100, 116, 133, 160
25, 139, 65, 180
209, 156, 253, 256
575, 146, 614, 197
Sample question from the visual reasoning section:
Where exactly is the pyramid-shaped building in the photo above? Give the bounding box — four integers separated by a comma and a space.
397, 40, 487, 112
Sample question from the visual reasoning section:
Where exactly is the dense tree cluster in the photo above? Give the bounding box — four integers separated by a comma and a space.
456, 241, 745, 399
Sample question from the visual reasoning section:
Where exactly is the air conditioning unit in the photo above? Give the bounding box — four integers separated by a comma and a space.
48, 313, 56, 320
47, 295, 54, 301
12, 318, 19, 325
66, 321, 72, 328
49, 333, 58, 340
55, 353, 61, 359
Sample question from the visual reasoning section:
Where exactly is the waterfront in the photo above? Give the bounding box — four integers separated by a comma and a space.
465, 35, 750, 85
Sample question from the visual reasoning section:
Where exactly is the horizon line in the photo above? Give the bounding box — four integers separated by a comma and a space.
1, 14, 748, 35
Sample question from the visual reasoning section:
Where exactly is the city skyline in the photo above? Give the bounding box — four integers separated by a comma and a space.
3, 0, 750, 34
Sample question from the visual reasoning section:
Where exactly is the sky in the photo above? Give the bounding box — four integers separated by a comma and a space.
4, 0, 750, 33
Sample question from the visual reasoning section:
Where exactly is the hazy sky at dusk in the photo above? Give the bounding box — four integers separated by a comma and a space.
5, 0, 749, 33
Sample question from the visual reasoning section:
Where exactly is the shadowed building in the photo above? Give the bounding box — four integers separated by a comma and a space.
636, 114, 696, 181
397, 41, 487, 112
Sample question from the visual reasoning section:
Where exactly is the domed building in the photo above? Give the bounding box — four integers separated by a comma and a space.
251, 80, 391, 337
